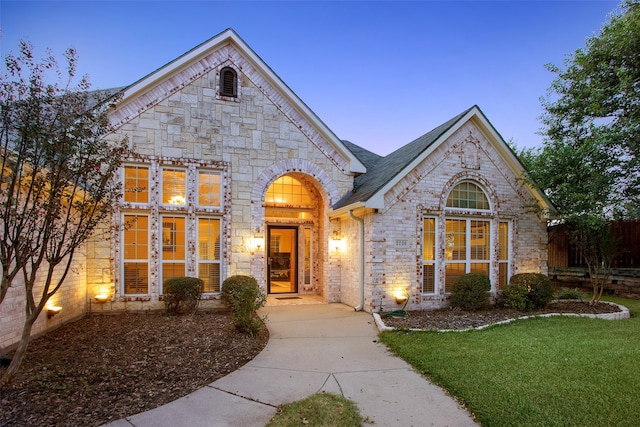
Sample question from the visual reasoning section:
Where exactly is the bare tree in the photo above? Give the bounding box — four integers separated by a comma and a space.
0, 41, 131, 386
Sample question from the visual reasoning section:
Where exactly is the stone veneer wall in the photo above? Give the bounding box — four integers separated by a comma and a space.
87, 46, 354, 312
0, 252, 87, 351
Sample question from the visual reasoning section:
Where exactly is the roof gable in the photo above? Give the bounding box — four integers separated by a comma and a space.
332, 105, 551, 212
108, 28, 365, 175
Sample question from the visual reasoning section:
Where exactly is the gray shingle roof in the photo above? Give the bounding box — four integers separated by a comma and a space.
341, 140, 383, 170
334, 106, 475, 209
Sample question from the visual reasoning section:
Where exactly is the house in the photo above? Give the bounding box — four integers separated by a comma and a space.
1, 28, 550, 349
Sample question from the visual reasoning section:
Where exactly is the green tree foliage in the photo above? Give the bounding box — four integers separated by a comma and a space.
523, 1, 638, 304
565, 215, 619, 305
0, 41, 132, 386
530, 0, 640, 219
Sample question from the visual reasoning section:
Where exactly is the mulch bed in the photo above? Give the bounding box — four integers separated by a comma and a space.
0, 311, 268, 427
381, 300, 624, 331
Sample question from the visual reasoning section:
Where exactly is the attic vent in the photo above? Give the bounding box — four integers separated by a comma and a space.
220, 67, 237, 97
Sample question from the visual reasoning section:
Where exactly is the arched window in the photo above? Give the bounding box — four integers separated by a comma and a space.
421, 180, 510, 295
446, 181, 489, 210
442, 181, 492, 292
264, 175, 313, 219
265, 176, 311, 206
219, 67, 237, 97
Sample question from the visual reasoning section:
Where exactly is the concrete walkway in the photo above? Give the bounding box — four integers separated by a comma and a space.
106, 303, 477, 426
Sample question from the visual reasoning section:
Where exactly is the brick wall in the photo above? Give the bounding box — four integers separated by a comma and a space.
360, 122, 548, 312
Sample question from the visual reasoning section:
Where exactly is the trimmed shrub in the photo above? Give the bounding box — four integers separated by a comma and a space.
221, 275, 266, 335
502, 283, 529, 310
555, 287, 584, 300
510, 273, 554, 309
450, 273, 491, 310
163, 277, 203, 315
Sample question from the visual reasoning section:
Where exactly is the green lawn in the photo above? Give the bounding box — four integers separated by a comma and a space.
266, 392, 362, 427
379, 296, 640, 427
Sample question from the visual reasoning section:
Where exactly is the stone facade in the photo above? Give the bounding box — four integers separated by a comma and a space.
0, 253, 86, 351
86, 39, 355, 313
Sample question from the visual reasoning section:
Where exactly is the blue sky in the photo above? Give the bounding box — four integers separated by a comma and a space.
1, 1, 619, 155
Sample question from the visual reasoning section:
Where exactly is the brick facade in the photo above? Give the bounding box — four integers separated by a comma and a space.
333, 122, 548, 313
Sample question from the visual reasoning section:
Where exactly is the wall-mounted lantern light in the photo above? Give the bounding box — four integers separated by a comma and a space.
252, 229, 264, 254
331, 231, 344, 253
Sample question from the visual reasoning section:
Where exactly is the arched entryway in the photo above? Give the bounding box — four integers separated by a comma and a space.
250, 160, 341, 300
264, 174, 324, 296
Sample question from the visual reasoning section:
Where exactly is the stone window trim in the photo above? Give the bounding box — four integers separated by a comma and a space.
120, 156, 229, 214
115, 156, 231, 300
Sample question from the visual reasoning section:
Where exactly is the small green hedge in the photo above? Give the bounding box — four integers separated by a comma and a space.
502, 283, 529, 310
503, 273, 554, 310
163, 277, 203, 315
221, 275, 266, 335
450, 273, 491, 310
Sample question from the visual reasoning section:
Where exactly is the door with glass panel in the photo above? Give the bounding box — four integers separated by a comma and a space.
267, 226, 298, 294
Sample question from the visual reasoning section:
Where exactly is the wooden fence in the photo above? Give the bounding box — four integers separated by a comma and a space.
548, 220, 640, 269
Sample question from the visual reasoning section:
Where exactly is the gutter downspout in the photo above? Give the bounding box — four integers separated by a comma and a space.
349, 209, 365, 311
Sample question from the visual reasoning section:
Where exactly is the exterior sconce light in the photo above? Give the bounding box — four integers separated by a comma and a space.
331, 231, 343, 252
393, 290, 408, 305
252, 229, 264, 254
46, 305, 62, 319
